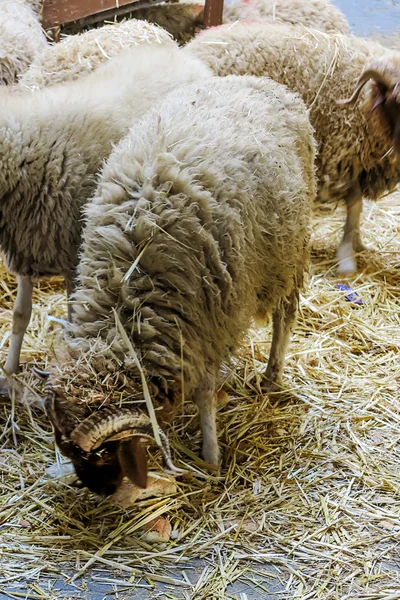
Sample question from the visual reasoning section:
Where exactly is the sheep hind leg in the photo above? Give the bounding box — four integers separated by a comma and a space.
336, 188, 364, 274
0, 276, 33, 396
193, 372, 220, 467
261, 289, 298, 393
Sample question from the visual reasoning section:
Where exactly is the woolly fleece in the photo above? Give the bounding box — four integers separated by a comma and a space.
0, 0, 47, 85
185, 23, 400, 205
55, 74, 316, 425
20, 20, 174, 89
0, 43, 211, 282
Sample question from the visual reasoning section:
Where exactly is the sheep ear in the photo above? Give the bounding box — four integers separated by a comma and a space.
117, 438, 148, 489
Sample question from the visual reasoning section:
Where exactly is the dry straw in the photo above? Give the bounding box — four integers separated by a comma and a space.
1, 189, 400, 598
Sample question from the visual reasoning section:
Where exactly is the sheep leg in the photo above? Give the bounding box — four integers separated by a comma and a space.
336, 188, 364, 274
64, 274, 76, 322
193, 373, 220, 466
0, 276, 33, 395
262, 290, 298, 392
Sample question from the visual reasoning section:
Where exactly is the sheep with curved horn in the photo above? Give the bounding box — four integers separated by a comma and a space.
40, 73, 316, 504
185, 23, 400, 274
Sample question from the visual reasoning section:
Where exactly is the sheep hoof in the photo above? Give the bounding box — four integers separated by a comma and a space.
202, 445, 220, 468
336, 257, 357, 275
0, 378, 11, 398
260, 376, 282, 394
336, 242, 357, 274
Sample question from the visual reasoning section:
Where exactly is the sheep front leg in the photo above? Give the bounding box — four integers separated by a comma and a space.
193, 373, 220, 467
336, 185, 364, 274
261, 289, 298, 393
0, 276, 33, 395
64, 274, 76, 322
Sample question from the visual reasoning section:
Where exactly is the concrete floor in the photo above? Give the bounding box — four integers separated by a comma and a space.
2, 2, 399, 599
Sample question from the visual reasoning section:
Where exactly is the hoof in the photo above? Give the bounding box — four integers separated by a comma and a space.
0, 377, 11, 398
260, 376, 282, 394
202, 444, 220, 468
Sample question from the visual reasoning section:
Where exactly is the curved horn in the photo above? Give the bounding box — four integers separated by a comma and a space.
70, 406, 152, 452
337, 69, 393, 107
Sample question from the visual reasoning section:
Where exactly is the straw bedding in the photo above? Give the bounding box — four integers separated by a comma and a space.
1, 185, 400, 597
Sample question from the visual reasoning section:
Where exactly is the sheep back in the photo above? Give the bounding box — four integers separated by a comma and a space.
185, 23, 400, 203
65, 74, 315, 408
0, 43, 211, 280
0, 0, 47, 85
223, 0, 349, 34
19, 20, 174, 89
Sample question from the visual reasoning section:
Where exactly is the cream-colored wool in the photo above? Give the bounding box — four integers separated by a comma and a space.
132, 0, 348, 45
185, 22, 400, 272
0, 43, 211, 391
46, 75, 316, 497
20, 19, 174, 89
0, 0, 47, 85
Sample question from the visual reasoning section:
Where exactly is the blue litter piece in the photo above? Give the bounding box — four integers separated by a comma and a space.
336, 283, 363, 306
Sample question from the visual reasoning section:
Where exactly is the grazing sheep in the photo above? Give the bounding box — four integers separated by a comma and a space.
0, 0, 47, 85
41, 74, 316, 499
185, 23, 400, 273
0, 43, 211, 395
132, 0, 349, 45
19, 19, 173, 89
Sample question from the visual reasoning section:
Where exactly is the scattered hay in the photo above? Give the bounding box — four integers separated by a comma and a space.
0, 190, 400, 598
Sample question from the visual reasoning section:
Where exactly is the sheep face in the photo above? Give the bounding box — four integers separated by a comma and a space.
55, 429, 125, 496
45, 384, 151, 495
338, 59, 400, 154
377, 84, 400, 154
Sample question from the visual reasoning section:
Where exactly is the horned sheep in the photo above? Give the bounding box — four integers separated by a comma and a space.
185, 22, 400, 273
0, 42, 211, 395
40, 74, 316, 500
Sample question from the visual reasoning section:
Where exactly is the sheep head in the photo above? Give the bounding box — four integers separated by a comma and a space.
337, 58, 400, 154
36, 368, 159, 496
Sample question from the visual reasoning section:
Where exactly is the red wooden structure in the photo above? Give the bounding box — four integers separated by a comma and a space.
42, 0, 224, 30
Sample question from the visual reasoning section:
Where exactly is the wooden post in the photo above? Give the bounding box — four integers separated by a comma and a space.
203, 0, 223, 28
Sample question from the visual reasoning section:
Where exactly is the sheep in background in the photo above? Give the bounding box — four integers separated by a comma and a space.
185, 23, 400, 273
0, 0, 47, 85
20, 19, 173, 89
40, 74, 316, 499
131, 0, 349, 45
0, 43, 211, 395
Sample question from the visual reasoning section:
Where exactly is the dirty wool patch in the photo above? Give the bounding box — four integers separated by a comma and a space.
0, 189, 400, 599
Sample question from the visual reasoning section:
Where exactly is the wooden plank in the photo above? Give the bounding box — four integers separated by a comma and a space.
203, 0, 223, 28
42, 0, 142, 28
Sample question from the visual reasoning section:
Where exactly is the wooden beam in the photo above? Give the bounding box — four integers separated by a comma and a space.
203, 0, 223, 28
42, 0, 143, 28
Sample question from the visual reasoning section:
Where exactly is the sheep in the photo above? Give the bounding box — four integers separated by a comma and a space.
131, 0, 349, 45
184, 22, 400, 273
0, 42, 211, 396
19, 19, 173, 89
19, 0, 349, 89
39, 74, 316, 499
0, 0, 47, 85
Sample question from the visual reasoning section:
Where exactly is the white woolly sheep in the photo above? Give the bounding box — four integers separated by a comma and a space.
185, 22, 400, 273
0, 42, 211, 395
19, 19, 173, 89
132, 0, 349, 45
40, 74, 316, 499
0, 0, 47, 85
